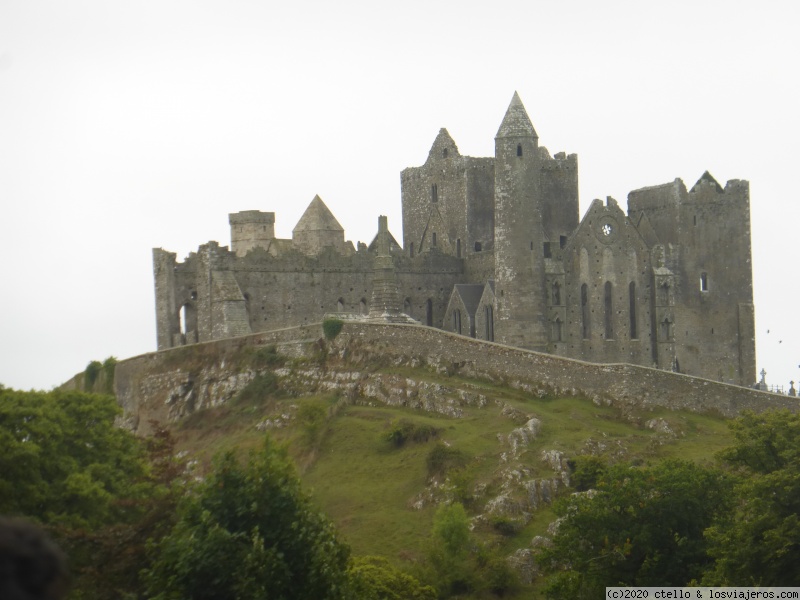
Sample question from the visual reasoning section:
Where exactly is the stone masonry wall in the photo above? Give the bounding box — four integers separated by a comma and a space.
113, 321, 798, 435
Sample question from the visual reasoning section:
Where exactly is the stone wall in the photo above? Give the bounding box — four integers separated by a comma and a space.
113, 321, 798, 435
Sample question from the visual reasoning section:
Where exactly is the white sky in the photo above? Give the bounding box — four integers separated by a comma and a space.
1, 0, 799, 393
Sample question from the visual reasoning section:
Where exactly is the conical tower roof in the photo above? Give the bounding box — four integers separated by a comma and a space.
292, 195, 344, 233
690, 170, 724, 194
496, 91, 538, 138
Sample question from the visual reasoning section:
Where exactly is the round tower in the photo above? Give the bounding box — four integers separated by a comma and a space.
493, 92, 548, 349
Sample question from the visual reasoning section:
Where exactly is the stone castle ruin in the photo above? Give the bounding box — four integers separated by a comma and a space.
153, 92, 755, 386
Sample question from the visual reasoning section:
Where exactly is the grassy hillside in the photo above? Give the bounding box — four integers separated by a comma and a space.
170, 356, 735, 580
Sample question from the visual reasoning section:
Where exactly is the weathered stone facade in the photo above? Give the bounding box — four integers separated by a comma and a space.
153, 92, 756, 386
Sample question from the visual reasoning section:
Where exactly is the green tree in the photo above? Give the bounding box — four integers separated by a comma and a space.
0, 387, 148, 528
54, 424, 185, 600
538, 460, 731, 599
144, 436, 351, 600
425, 502, 475, 596
704, 410, 800, 586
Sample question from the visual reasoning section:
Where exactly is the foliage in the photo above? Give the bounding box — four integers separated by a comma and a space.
249, 344, 285, 368
426, 442, 469, 479
433, 502, 470, 557
491, 515, 524, 536
0, 387, 149, 529
236, 372, 280, 405
298, 402, 328, 448
567, 454, 608, 491
538, 460, 731, 599
84, 360, 103, 389
102, 356, 117, 393
704, 410, 800, 586
53, 425, 185, 600
144, 436, 351, 600
483, 556, 520, 597
323, 317, 345, 340
349, 556, 436, 600
386, 418, 440, 447
426, 502, 475, 596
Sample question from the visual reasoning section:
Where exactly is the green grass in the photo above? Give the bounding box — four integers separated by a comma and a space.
169, 361, 737, 590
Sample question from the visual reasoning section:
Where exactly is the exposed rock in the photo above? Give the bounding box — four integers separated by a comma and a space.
506, 417, 542, 457
507, 548, 539, 585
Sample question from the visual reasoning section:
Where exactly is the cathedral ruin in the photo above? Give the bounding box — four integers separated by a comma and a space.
153, 92, 756, 386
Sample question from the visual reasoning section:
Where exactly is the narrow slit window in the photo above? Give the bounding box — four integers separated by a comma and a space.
700, 272, 708, 291
543, 242, 552, 258
552, 281, 561, 306
629, 282, 638, 339
516, 144, 523, 157
581, 283, 590, 339
431, 184, 438, 203
484, 305, 494, 341
604, 281, 613, 339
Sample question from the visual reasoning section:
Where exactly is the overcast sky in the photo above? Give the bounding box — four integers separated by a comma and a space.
1, 0, 799, 392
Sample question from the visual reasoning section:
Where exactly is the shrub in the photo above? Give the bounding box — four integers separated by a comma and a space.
298, 403, 327, 447
426, 443, 468, 479
348, 556, 436, 600
84, 360, 103, 390
322, 318, 344, 340
491, 515, 523, 536
386, 419, 440, 447
484, 556, 520, 597
250, 345, 284, 368
567, 455, 608, 491
102, 356, 117, 393
236, 373, 280, 405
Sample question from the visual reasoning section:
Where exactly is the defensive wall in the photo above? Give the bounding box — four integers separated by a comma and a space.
111, 321, 797, 434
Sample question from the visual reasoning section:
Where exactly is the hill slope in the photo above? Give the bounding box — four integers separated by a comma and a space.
169, 353, 735, 578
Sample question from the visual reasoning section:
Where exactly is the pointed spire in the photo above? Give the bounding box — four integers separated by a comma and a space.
292, 195, 344, 234
496, 91, 538, 138
427, 128, 460, 163
690, 171, 724, 194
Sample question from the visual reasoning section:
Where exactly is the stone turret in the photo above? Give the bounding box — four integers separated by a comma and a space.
229, 210, 275, 257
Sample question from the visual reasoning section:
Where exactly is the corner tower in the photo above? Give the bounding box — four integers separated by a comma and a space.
493, 92, 548, 349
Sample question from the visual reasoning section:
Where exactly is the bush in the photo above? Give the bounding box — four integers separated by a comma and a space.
484, 556, 520, 597
567, 455, 607, 491
348, 556, 436, 600
102, 356, 117, 393
297, 403, 327, 447
426, 443, 468, 479
491, 515, 524, 536
236, 373, 280, 405
84, 360, 103, 389
322, 318, 344, 340
249, 345, 284, 368
386, 419, 440, 447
